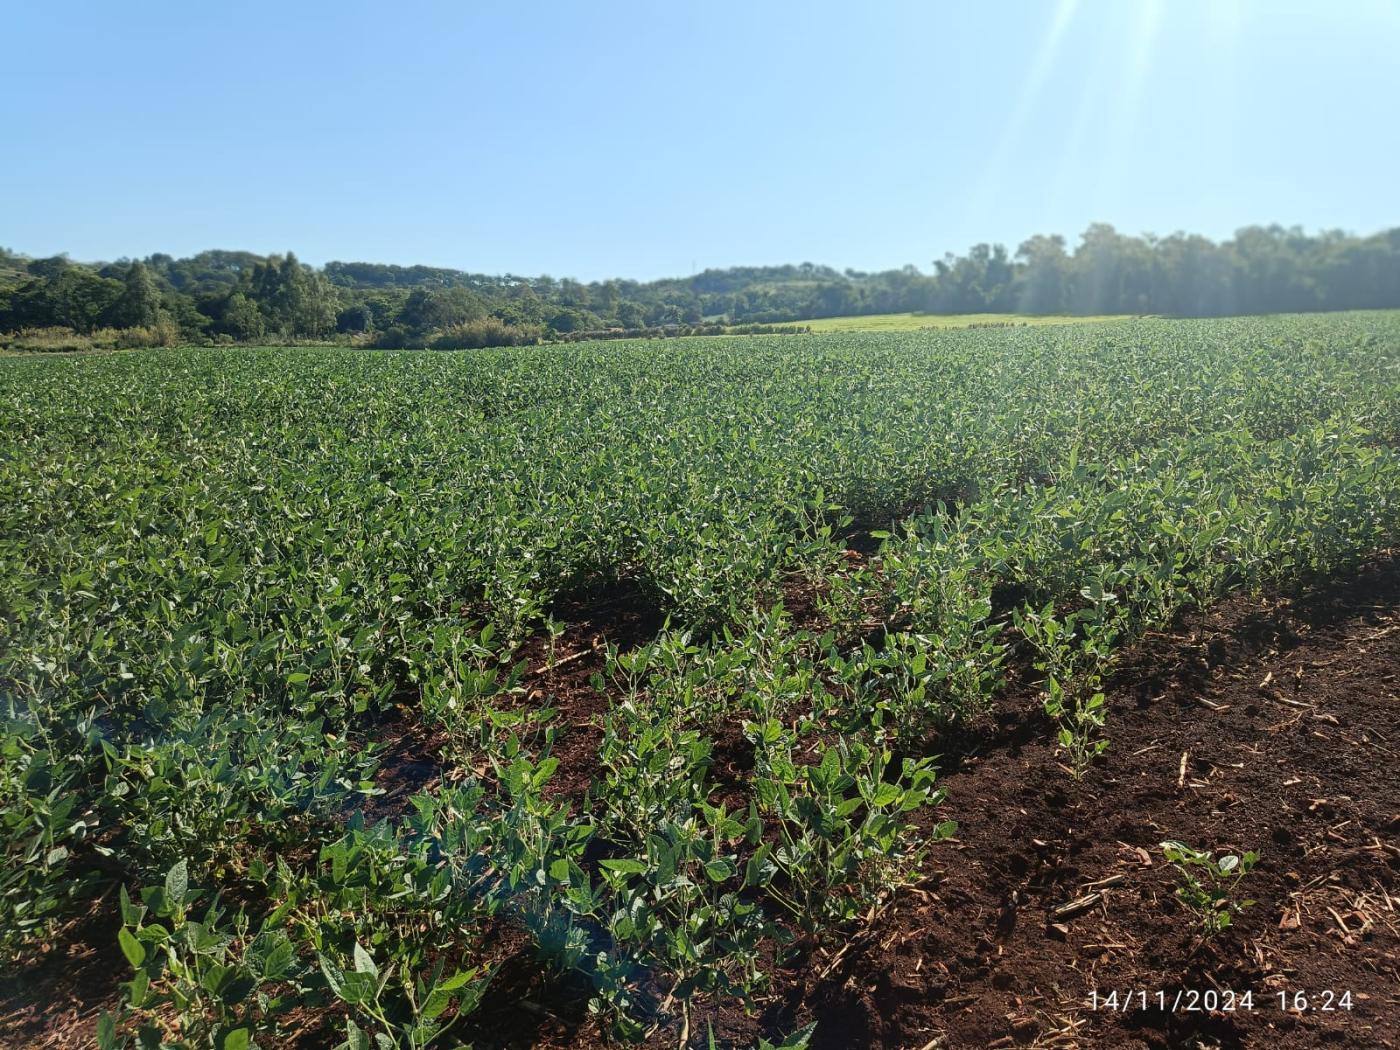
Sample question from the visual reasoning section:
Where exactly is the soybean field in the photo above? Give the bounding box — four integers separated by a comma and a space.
3, 313, 1400, 1049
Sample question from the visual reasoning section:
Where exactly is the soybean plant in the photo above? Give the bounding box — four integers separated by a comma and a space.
1160, 840, 1261, 938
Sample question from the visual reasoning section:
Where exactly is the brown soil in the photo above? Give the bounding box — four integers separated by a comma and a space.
6, 557, 1397, 1049
0, 894, 123, 1050
359, 702, 451, 822
518, 575, 666, 801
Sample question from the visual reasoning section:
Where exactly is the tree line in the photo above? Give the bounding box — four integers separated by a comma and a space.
2, 223, 1397, 349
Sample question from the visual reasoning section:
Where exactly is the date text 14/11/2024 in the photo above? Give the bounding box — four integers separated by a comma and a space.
1089, 989, 1356, 1013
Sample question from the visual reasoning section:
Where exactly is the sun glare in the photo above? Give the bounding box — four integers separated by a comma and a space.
966, 0, 1080, 230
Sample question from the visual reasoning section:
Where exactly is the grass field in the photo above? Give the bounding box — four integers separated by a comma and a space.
3, 312, 1399, 1049
791, 311, 1132, 332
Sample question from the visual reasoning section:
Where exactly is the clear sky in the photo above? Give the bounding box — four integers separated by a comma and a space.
4, 0, 1397, 281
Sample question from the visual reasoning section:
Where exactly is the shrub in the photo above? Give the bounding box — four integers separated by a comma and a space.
369, 325, 415, 349
112, 320, 179, 348
82, 322, 181, 349
1, 326, 94, 352
0, 324, 179, 352
428, 318, 544, 350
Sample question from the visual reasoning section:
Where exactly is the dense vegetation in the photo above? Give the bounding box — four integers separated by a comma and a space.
3, 313, 1399, 1047
3, 223, 1399, 351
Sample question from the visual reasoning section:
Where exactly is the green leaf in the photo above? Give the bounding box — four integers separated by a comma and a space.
744, 843, 774, 887
141, 885, 170, 918
702, 858, 734, 882
337, 970, 378, 1005
164, 859, 189, 907
257, 935, 296, 981
118, 884, 145, 927
870, 783, 901, 807
352, 941, 378, 979
127, 969, 149, 1008
436, 967, 478, 993
343, 1018, 371, 1050
318, 953, 345, 998
599, 858, 647, 876
223, 1029, 250, 1050
118, 926, 146, 968
763, 1021, 819, 1050
201, 962, 232, 995
96, 1011, 118, 1050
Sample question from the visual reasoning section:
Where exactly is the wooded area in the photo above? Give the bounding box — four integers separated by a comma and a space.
3, 223, 1398, 349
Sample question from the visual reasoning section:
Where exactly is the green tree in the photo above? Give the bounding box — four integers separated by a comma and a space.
335, 303, 373, 334
296, 270, 339, 338
1013, 235, 1069, 314
106, 261, 165, 328
220, 292, 265, 341
50, 269, 124, 332
398, 287, 485, 334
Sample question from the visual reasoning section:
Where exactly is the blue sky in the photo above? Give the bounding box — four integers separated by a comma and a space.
4, 0, 1397, 280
